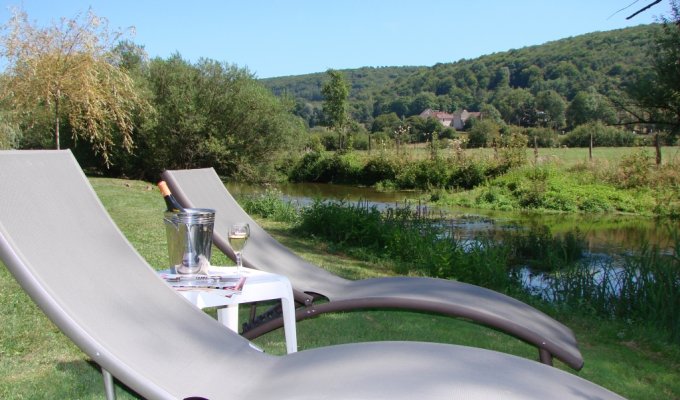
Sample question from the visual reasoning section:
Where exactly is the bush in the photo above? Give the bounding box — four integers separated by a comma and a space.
240, 189, 300, 223
396, 159, 450, 190
288, 152, 362, 184
361, 155, 401, 185
562, 122, 637, 147
467, 119, 501, 148
526, 127, 560, 148
449, 161, 487, 189
608, 149, 654, 189
326, 153, 363, 183
289, 151, 327, 182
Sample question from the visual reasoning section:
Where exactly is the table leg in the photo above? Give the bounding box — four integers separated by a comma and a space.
217, 304, 239, 332
280, 296, 298, 353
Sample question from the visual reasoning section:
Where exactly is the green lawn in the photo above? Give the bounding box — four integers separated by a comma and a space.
1, 177, 679, 399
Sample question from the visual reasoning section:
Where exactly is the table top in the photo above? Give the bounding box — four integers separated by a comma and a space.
158, 266, 294, 308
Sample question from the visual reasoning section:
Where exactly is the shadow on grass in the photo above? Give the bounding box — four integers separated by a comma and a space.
54, 359, 142, 399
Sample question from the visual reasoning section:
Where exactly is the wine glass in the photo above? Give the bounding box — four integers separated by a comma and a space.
228, 223, 250, 273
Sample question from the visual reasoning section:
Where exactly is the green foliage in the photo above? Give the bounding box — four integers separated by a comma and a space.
264, 25, 660, 131
0, 8, 145, 165
449, 161, 488, 189
526, 127, 560, 148
371, 112, 402, 133
127, 55, 303, 180
295, 201, 517, 290
562, 122, 637, 147
239, 189, 300, 223
289, 151, 362, 184
535, 90, 567, 129
609, 149, 655, 189
0, 111, 20, 149
625, 1, 680, 139
566, 90, 618, 128
467, 119, 501, 148
497, 131, 528, 168
445, 163, 657, 214
321, 69, 351, 151
395, 158, 450, 190
360, 155, 402, 185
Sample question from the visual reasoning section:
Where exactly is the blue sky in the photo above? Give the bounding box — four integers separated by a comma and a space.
0, 1, 666, 78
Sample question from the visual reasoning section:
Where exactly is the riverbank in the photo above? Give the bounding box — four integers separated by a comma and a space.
285, 146, 680, 218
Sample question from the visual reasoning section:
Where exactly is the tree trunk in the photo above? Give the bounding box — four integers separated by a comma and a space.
589, 132, 593, 162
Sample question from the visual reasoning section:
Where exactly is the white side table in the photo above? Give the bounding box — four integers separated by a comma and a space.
160, 266, 297, 353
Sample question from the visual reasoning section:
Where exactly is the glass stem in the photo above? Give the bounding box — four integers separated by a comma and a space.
236, 252, 242, 271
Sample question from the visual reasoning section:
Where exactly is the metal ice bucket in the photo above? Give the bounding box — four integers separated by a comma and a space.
163, 208, 215, 274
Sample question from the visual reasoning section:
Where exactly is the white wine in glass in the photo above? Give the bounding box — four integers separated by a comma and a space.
228, 223, 250, 273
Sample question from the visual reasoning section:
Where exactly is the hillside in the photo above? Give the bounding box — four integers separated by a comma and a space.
260, 24, 660, 127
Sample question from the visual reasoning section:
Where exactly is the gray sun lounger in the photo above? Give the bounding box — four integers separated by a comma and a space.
0, 150, 626, 400
163, 168, 584, 370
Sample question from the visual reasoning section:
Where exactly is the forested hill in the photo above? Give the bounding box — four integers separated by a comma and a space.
261, 66, 426, 102
260, 24, 660, 126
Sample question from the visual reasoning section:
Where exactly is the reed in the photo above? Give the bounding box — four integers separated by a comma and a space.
289, 198, 680, 342
295, 200, 518, 291
540, 237, 680, 342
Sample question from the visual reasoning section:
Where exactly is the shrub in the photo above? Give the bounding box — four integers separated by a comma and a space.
323, 153, 363, 183
289, 151, 327, 182
467, 119, 501, 148
449, 161, 487, 189
288, 151, 362, 184
396, 159, 449, 190
498, 132, 528, 169
526, 127, 560, 148
240, 189, 300, 223
361, 155, 401, 185
609, 149, 654, 189
562, 122, 637, 147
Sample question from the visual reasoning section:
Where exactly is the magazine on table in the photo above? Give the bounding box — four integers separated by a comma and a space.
159, 272, 247, 296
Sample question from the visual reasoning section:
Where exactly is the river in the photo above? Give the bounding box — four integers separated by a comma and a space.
226, 181, 679, 256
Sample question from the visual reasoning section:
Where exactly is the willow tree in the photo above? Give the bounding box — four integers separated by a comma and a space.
0, 8, 146, 164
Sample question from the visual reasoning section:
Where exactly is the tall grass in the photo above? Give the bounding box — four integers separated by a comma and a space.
278, 197, 680, 343
543, 238, 680, 342
294, 200, 518, 291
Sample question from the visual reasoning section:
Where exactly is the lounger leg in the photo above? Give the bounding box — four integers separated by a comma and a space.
102, 367, 117, 400
539, 348, 553, 366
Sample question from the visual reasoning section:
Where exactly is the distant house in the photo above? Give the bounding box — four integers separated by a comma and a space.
419, 108, 482, 130
452, 109, 482, 130
419, 109, 454, 127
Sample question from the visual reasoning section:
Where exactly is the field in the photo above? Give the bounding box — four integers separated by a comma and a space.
364, 143, 680, 166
